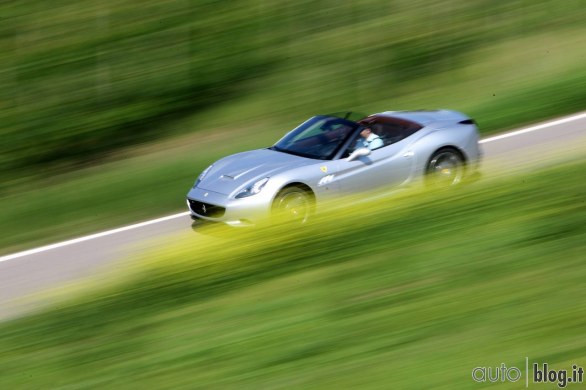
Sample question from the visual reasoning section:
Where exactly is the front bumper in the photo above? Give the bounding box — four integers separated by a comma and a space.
186, 187, 272, 226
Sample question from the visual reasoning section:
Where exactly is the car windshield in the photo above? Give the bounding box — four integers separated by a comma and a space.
271, 115, 361, 160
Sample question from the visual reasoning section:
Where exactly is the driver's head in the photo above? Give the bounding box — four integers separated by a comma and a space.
360, 127, 372, 138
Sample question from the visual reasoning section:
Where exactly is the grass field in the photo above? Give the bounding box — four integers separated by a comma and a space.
0, 158, 584, 388
0, 1, 585, 254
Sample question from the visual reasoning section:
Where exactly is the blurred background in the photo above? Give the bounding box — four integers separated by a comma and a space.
0, 1, 585, 388
2, 0, 584, 180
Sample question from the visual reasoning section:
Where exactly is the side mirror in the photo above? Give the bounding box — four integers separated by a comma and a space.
346, 147, 371, 162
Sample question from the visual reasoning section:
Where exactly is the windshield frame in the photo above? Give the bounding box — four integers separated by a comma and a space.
270, 115, 363, 160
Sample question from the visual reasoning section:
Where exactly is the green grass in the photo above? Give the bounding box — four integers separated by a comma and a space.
0, 159, 584, 388
1, 1, 585, 254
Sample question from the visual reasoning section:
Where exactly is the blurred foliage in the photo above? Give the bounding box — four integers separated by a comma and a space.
1, 0, 584, 184
0, 159, 584, 388
0, 1, 278, 175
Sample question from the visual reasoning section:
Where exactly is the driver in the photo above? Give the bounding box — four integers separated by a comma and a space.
356, 127, 383, 150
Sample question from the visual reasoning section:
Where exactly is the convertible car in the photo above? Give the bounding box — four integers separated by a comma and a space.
187, 110, 481, 225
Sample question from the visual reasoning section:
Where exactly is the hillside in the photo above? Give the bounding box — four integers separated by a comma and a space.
1, 0, 584, 184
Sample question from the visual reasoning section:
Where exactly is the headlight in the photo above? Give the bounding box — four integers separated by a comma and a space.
194, 164, 213, 188
235, 177, 269, 199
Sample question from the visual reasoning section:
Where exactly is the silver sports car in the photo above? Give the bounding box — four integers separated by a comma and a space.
187, 110, 481, 225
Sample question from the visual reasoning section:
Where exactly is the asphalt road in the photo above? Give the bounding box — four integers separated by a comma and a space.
1, 112, 585, 320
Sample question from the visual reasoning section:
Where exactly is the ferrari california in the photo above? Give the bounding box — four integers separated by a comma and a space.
187, 110, 481, 225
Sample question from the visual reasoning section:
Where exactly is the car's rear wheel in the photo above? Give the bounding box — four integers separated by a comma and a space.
426, 148, 465, 187
272, 186, 313, 224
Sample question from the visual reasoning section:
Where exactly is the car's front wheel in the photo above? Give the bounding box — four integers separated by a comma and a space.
272, 186, 313, 224
425, 148, 465, 187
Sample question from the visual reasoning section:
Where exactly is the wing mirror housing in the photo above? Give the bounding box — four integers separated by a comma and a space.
346, 147, 371, 162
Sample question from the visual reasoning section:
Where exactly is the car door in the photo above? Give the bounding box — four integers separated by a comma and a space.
331, 139, 415, 194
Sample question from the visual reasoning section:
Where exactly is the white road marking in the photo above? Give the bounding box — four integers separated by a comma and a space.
0, 212, 190, 263
479, 112, 586, 144
1, 111, 585, 263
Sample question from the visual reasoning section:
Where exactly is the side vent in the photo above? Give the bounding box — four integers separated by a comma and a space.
459, 119, 476, 125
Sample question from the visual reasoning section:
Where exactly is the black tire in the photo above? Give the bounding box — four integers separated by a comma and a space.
425, 148, 465, 188
272, 186, 313, 224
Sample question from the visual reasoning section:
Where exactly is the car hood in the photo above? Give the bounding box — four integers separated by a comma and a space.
198, 148, 314, 195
